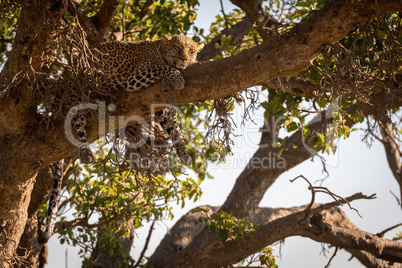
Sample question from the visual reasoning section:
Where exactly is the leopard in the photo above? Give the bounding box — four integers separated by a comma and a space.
40, 35, 202, 245
70, 35, 204, 164
125, 108, 192, 176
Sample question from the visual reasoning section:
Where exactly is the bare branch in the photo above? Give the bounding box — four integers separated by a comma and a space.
325, 247, 339, 268
377, 223, 402, 238
230, 0, 276, 41
262, 77, 321, 97
150, 202, 402, 267
134, 221, 155, 268
197, 18, 254, 61
390, 190, 401, 206
94, 0, 121, 33
374, 112, 402, 206
67, 0, 120, 45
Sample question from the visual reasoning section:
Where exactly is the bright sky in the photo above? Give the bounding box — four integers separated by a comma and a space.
47, 1, 402, 267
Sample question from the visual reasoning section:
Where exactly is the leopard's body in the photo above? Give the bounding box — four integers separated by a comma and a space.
71, 35, 203, 164
94, 34, 203, 91
42, 35, 202, 242
125, 108, 192, 175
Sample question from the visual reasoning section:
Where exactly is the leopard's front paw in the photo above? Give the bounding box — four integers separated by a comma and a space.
163, 77, 185, 90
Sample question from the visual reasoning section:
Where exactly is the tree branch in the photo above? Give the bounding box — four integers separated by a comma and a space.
262, 77, 321, 97
94, 0, 121, 33
374, 112, 402, 206
150, 202, 402, 267
25, 0, 402, 174
197, 17, 254, 61
230, 0, 274, 41
67, 0, 120, 45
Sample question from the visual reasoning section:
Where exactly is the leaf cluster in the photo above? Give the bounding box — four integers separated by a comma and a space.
195, 208, 258, 245
54, 148, 202, 261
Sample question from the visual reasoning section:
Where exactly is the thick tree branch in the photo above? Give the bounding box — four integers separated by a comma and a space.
230, 0, 274, 41
150, 203, 402, 267
262, 77, 321, 96
197, 17, 254, 61
94, 0, 121, 34
67, 0, 120, 45
345, 249, 401, 268
374, 112, 402, 205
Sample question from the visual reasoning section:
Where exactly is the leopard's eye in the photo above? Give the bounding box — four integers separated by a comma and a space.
189, 49, 196, 54
168, 46, 180, 56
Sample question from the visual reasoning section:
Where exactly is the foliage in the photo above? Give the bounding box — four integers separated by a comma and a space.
0, 1, 19, 65
195, 207, 258, 244
394, 231, 402, 241
258, 246, 279, 268
54, 147, 202, 263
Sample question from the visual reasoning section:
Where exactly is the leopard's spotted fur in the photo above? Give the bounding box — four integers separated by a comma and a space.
38, 159, 64, 244
125, 108, 192, 175
72, 35, 203, 164
94, 34, 203, 91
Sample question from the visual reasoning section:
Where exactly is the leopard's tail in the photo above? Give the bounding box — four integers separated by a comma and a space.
155, 108, 192, 166
40, 160, 64, 243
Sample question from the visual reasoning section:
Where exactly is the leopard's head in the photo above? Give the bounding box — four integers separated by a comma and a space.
162, 35, 204, 69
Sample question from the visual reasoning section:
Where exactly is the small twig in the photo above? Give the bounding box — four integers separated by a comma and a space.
277, 1, 286, 23
313, 192, 376, 218
324, 247, 339, 268
220, 0, 229, 29
134, 221, 155, 267
291, 175, 376, 220
390, 190, 401, 205
376, 223, 402, 237
65, 248, 68, 268
122, 1, 126, 41
290, 175, 314, 222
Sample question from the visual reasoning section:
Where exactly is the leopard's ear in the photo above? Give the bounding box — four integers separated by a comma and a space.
162, 34, 171, 43
197, 41, 204, 51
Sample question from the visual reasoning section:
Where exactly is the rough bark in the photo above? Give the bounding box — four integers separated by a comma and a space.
68, 0, 121, 45
0, 1, 68, 265
374, 112, 402, 206
150, 204, 402, 268
14, 159, 72, 268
